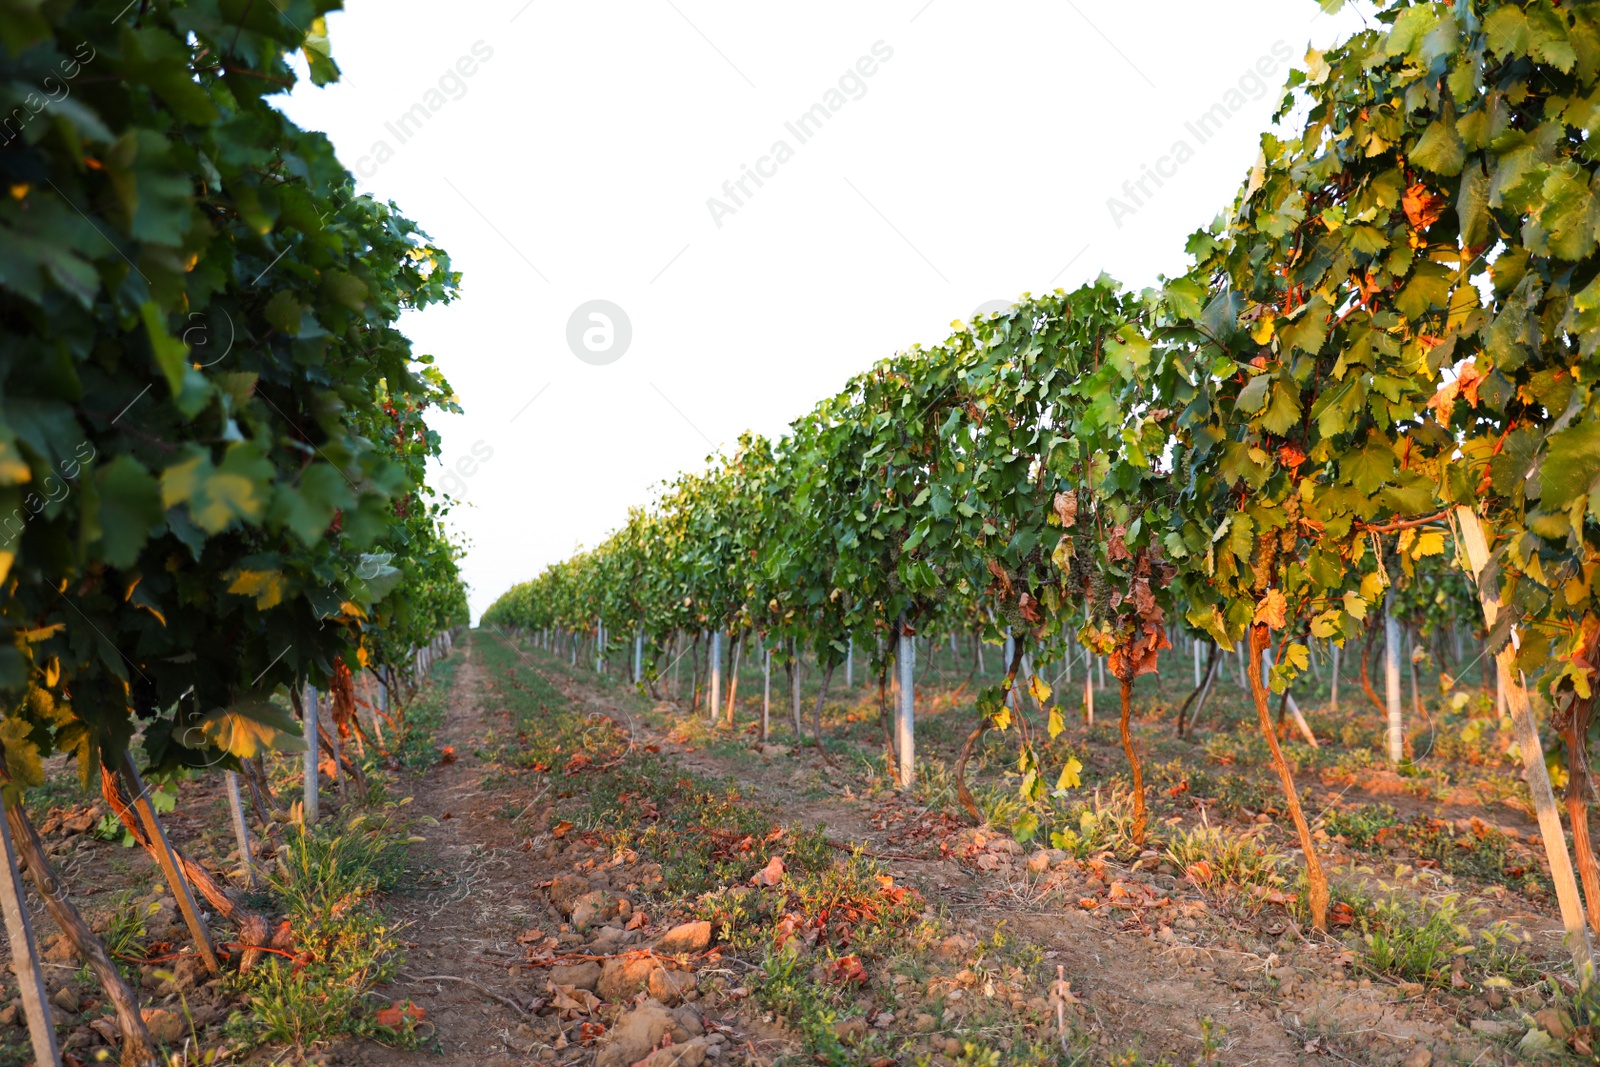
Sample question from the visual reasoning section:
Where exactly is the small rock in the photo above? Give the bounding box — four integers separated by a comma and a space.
571, 900, 600, 931
572, 889, 629, 925
1469, 1019, 1514, 1036
834, 1017, 869, 1044
639, 1037, 710, 1067
52, 986, 80, 1013
998, 838, 1024, 856
88, 1018, 120, 1046
673, 1005, 704, 1036
943, 1038, 962, 1056
595, 999, 687, 1067
913, 1012, 938, 1032
1025, 851, 1052, 873
62, 814, 95, 835
597, 957, 659, 1002
1402, 1047, 1432, 1067
549, 874, 593, 915
141, 1007, 184, 1043
648, 967, 697, 1006
173, 955, 209, 990
43, 935, 77, 963
0, 1002, 17, 1027
1485, 989, 1504, 1009
1397, 982, 1424, 999
549, 962, 602, 992
589, 926, 626, 952
656, 920, 712, 955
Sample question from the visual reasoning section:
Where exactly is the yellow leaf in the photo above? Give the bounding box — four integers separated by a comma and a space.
194, 697, 308, 758
18, 624, 64, 643
160, 453, 206, 508
339, 600, 366, 620
226, 569, 286, 610
1055, 757, 1083, 791
0, 440, 30, 485
1343, 590, 1369, 621
1253, 588, 1288, 630
44, 658, 59, 688
1029, 674, 1053, 705
1359, 570, 1386, 602
0, 718, 43, 788
1051, 533, 1075, 572
0, 548, 12, 586
196, 471, 264, 532
1048, 706, 1065, 738
991, 705, 1011, 731
1412, 530, 1446, 557
1310, 609, 1342, 638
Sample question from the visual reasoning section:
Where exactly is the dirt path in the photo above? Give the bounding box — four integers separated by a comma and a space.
362, 637, 549, 1066
339, 635, 1522, 1067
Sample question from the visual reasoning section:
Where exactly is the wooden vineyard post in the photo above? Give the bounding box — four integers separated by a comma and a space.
118, 755, 221, 976
762, 646, 771, 741
1330, 642, 1340, 711
1384, 591, 1404, 764
224, 772, 258, 888
372, 676, 388, 749
304, 685, 320, 826
0, 800, 61, 1067
725, 637, 742, 727
846, 637, 853, 688
1455, 506, 1595, 977
634, 633, 643, 684
789, 639, 803, 739
896, 621, 915, 789
708, 631, 722, 723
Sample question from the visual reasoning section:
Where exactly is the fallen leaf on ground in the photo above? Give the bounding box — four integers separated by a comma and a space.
751, 855, 785, 887
375, 1000, 425, 1028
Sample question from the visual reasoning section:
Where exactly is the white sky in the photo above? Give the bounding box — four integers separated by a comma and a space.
278, 1, 1370, 621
